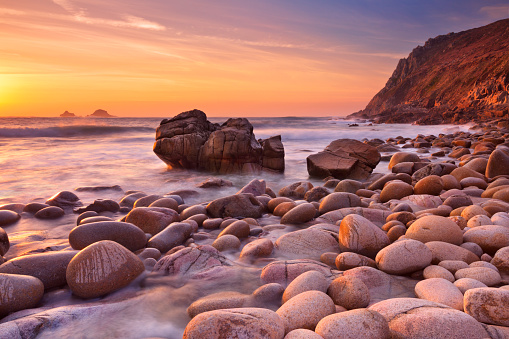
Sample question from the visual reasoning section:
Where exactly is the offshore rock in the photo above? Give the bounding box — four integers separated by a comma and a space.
307, 139, 380, 180
153, 110, 284, 174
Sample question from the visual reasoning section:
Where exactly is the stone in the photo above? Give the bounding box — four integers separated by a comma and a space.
148, 197, 179, 211
147, 222, 193, 253
207, 194, 264, 218
426, 241, 480, 264
285, 329, 323, 339
318, 192, 361, 214
119, 192, 147, 208
450, 167, 486, 182
279, 182, 314, 199
273, 202, 297, 217
461, 205, 489, 220
463, 225, 509, 255
179, 205, 208, 220
252, 283, 285, 304
414, 175, 444, 195
196, 178, 233, 188
79, 216, 114, 225
486, 149, 509, 178
454, 278, 487, 293
0, 228, 9, 256
369, 298, 489, 339
304, 186, 330, 202
338, 214, 390, 258
443, 195, 473, 210
464, 287, 509, 326
276, 290, 336, 333
491, 212, 509, 227
237, 179, 266, 196
388, 152, 420, 170
202, 218, 223, 230
0, 273, 44, 318
133, 194, 163, 208
260, 259, 337, 286
414, 278, 464, 310
186, 291, 251, 318
0, 210, 20, 226
280, 203, 316, 224
239, 238, 274, 260
466, 214, 492, 228
454, 267, 501, 286
336, 252, 376, 270
461, 242, 484, 258
307, 139, 380, 180
0, 251, 77, 290
282, 270, 330, 303
260, 135, 286, 171
438, 260, 470, 274
334, 179, 363, 194
387, 225, 406, 242
315, 309, 390, 339
423, 265, 455, 281
66, 240, 145, 299
327, 275, 370, 309
491, 246, 509, 272
34, 205, 66, 219
268, 197, 294, 213
125, 207, 180, 235
375, 239, 432, 275
406, 215, 463, 245
211, 234, 241, 252
69, 221, 147, 252
182, 308, 285, 339
218, 220, 250, 239
379, 181, 414, 202
23, 202, 50, 214
45, 191, 81, 208
75, 199, 120, 214
275, 229, 340, 261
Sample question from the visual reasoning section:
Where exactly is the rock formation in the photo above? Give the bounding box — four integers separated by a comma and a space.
348, 19, 509, 124
88, 109, 115, 118
153, 109, 285, 174
60, 111, 76, 117
307, 139, 380, 179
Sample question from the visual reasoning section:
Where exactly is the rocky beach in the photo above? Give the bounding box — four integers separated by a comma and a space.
1, 112, 509, 338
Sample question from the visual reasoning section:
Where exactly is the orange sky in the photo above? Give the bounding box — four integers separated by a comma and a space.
0, 1, 507, 117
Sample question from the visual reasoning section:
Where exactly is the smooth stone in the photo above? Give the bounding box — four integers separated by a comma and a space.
133, 194, 162, 208
239, 238, 274, 260
34, 206, 65, 219
450, 167, 486, 182
0, 228, 9, 256
76, 211, 99, 225
388, 152, 420, 169
196, 178, 234, 189
285, 329, 323, 339
438, 260, 469, 274
202, 218, 223, 230
186, 291, 250, 318
75, 199, 120, 214
426, 241, 480, 264
268, 197, 295, 213
211, 234, 241, 252
491, 246, 509, 272
0, 251, 77, 290
69, 221, 147, 252
454, 278, 487, 294
375, 239, 432, 275
387, 225, 406, 242
45, 191, 81, 208
464, 287, 509, 326
0, 210, 20, 226
304, 186, 330, 202
125, 207, 180, 235
282, 270, 329, 303
461, 242, 484, 258
318, 192, 361, 214
379, 181, 414, 203
183, 308, 285, 339
136, 247, 161, 260
218, 220, 250, 239
148, 197, 179, 211
147, 222, 193, 253
180, 204, 208, 220
463, 225, 509, 255
66, 240, 145, 299
414, 175, 444, 195
275, 229, 339, 261
335, 252, 376, 270
466, 214, 492, 228
23, 202, 50, 214
207, 194, 264, 218
315, 309, 390, 339
280, 203, 316, 224
276, 290, 335, 333
338, 214, 390, 259
237, 179, 266, 196
402, 194, 443, 209
414, 278, 463, 310
0, 273, 44, 318
369, 298, 489, 339
0, 203, 25, 214
470, 261, 498, 271
274, 202, 297, 217
327, 275, 369, 309
443, 195, 473, 210
423, 265, 455, 282
460, 205, 489, 220
334, 179, 363, 194
341, 266, 391, 291
491, 212, 509, 227
406, 215, 463, 245
119, 192, 147, 208
454, 267, 501, 286
486, 149, 509, 178
79, 216, 114, 225
260, 259, 337, 286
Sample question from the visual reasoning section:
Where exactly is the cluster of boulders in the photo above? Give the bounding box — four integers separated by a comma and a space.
4, 124, 509, 337
153, 110, 285, 174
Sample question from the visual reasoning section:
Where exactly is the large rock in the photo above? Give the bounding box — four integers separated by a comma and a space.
307, 139, 380, 180
486, 148, 509, 179
338, 214, 390, 258
66, 241, 145, 299
274, 229, 339, 261
315, 309, 390, 339
464, 287, 509, 326
183, 308, 285, 339
153, 110, 284, 173
406, 215, 463, 245
125, 207, 180, 235
0, 273, 44, 318
375, 239, 432, 275
207, 193, 264, 218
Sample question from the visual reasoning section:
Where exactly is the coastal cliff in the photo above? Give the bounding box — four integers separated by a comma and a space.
349, 19, 509, 124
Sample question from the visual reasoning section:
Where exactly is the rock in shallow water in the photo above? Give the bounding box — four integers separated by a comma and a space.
207, 193, 264, 218
0, 210, 20, 227
0, 273, 44, 318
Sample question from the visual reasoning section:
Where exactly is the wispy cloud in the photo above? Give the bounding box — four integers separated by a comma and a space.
480, 5, 509, 20
52, 0, 166, 31
0, 8, 25, 15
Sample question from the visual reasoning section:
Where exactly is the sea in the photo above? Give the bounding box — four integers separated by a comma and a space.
0, 116, 473, 205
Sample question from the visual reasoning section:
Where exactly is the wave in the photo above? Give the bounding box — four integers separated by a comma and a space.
0, 125, 155, 138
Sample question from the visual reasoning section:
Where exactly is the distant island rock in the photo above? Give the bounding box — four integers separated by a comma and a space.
60, 111, 76, 117
348, 18, 509, 124
88, 109, 115, 118
153, 109, 285, 174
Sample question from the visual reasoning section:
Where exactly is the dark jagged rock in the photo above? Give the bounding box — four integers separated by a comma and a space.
60, 111, 76, 117
307, 139, 380, 180
87, 109, 115, 118
153, 110, 284, 174
348, 19, 509, 124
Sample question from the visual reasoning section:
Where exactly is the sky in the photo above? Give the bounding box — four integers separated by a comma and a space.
0, 1, 508, 117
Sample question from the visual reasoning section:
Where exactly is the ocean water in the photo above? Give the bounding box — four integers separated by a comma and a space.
0, 116, 472, 205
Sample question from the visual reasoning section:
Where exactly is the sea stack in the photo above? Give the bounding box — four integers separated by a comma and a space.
88, 109, 115, 117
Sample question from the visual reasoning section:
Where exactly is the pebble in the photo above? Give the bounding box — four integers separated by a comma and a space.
338, 214, 390, 258
491, 246, 509, 272
275, 228, 340, 261
327, 275, 370, 309
280, 203, 316, 224
218, 220, 250, 239
423, 265, 455, 282
315, 309, 390, 339
45, 191, 81, 208
211, 234, 241, 252
375, 239, 432, 275
0, 228, 9, 256
318, 192, 361, 214
207, 194, 264, 218
454, 278, 487, 293
463, 225, 509, 254
148, 197, 179, 211
282, 270, 329, 303
147, 222, 193, 253
454, 267, 502, 286
438, 260, 469, 274
125, 207, 180, 235
379, 181, 414, 202
413, 175, 444, 195
239, 238, 274, 260
414, 278, 464, 310
0, 273, 44, 318
0, 210, 20, 226
34, 206, 65, 219
66, 240, 145, 299
133, 194, 162, 208
285, 329, 324, 339
406, 215, 463, 245
426, 241, 480, 264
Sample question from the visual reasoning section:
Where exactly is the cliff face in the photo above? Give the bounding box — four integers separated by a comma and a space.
350, 19, 509, 124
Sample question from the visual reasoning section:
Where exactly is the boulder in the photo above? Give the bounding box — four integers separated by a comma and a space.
260, 259, 338, 286
207, 193, 264, 218
327, 275, 370, 309
307, 139, 380, 180
282, 270, 330, 303
388, 152, 420, 169
275, 229, 339, 260
315, 309, 390, 339
0, 210, 20, 226
147, 222, 194, 253
338, 214, 390, 258
0, 228, 9, 256
45, 191, 81, 208
464, 287, 509, 326
426, 241, 480, 264
75, 199, 120, 213
0, 273, 44, 318
375, 239, 432, 275
486, 149, 509, 178
406, 215, 463, 245
414, 278, 464, 310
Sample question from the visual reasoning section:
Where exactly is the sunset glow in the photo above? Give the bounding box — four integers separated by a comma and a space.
0, 0, 508, 117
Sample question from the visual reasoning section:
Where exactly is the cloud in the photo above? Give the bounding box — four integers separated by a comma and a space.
52, 0, 166, 31
0, 8, 25, 15
480, 5, 509, 20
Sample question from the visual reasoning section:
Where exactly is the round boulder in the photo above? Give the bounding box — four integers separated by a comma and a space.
315, 309, 390, 339
406, 215, 463, 245
338, 214, 390, 258
327, 275, 370, 310
414, 278, 464, 310
0, 273, 44, 318
375, 239, 432, 275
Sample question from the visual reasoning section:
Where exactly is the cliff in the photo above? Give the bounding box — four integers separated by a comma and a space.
348, 19, 509, 124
